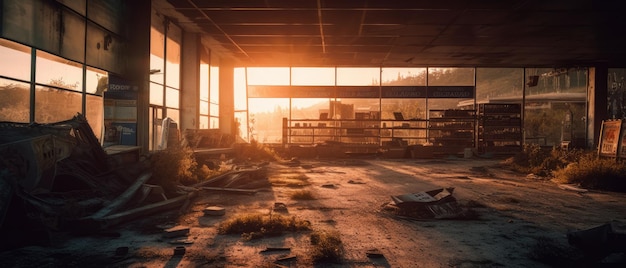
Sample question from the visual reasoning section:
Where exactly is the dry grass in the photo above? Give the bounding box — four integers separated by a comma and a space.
269, 174, 310, 188
552, 154, 626, 192
236, 140, 282, 162
310, 230, 343, 264
290, 190, 315, 200
218, 213, 311, 240
503, 145, 626, 192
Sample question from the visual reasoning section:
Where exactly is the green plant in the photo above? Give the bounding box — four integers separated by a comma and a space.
149, 145, 198, 193
218, 213, 311, 240
310, 230, 343, 263
552, 155, 626, 192
237, 139, 282, 162
504, 144, 585, 176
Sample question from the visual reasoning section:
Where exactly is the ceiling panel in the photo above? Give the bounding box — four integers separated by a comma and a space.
160, 0, 626, 67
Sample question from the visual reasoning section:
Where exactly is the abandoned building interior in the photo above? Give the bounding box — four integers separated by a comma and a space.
1, 0, 626, 267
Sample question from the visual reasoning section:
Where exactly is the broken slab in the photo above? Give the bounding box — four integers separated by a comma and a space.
203, 206, 226, 216
567, 221, 626, 261
164, 226, 190, 238
390, 188, 465, 219
366, 248, 384, 258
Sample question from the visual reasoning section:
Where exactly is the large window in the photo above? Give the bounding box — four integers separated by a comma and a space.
0, 39, 31, 123
209, 53, 220, 129
149, 12, 181, 149
36, 51, 83, 92
524, 68, 587, 147
608, 68, 626, 120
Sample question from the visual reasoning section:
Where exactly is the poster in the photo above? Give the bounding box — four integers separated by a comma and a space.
598, 120, 621, 157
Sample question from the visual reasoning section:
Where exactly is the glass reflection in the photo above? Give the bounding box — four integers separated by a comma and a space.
86, 66, 108, 95
0, 38, 31, 81
291, 67, 335, 86
35, 86, 82, 123
381, 68, 426, 86
149, 82, 163, 105
36, 51, 83, 92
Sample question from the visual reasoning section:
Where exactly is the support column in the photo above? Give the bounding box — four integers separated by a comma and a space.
587, 66, 608, 149
219, 59, 235, 135
126, 0, 151, 154
180, 32, 200, 132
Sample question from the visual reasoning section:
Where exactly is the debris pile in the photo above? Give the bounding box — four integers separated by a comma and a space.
567, 221, 626, 262
0, 114, 269, 250
384, 188, 469, 220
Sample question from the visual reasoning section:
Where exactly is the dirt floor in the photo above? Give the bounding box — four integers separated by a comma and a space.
2, 156, 626, 267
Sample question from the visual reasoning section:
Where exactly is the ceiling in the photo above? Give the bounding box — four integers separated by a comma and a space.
154, 0, 626, 68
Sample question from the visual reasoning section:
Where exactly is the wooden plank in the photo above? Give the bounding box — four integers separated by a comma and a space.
198, 186, 257, 195
89, 172, 152, 219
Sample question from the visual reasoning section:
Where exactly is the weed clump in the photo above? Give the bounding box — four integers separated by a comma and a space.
503, 144, 626, 192
149, 145, 223, 194
218, 213, 311, 240
236, 139, 282, 162
504, 144, 583, 176
290, 190, 315, 200
310, 230, 343, 263
552, 154, 626, 192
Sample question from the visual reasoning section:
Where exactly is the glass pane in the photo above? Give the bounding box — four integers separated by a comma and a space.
248, 98, 289, 142
86, 94, 104, 141
291, 98, 332, 119
247, 67, 290, 85
476, 68, 523, 104
36, 51, 83, 92
200, 100, 209, 115
199, 115, 209, 129
428, 68, 475, 86
234, 67, 247, 110
166, 108, 180, 127
381, 68, 426, 86
210, 103, 219, 116
381, 99, 427, 120
608, 68, 626, 119
149, 82, 163, 105
336, 67, 380, 86
166, 24, 181, 89
0, 38, 32, 81
331, 98, 380, 119
526, 68, 587, 95
165, 87, 179, 108
210, 117, 219, 129
150, 23, 165, 84
235, 111, 249, 142
200, 60, 209, 101
524, 68, 588, 147
86, 66, 108, 95
210, 53, 219, 103
291, 67, 336, 85
35, 87, 82, 123
0, 78, 30, 123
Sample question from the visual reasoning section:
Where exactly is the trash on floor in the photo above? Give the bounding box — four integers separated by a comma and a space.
387, 187, 466, 220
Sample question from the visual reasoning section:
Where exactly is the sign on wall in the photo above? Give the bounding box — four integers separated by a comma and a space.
598, 120, 622, 158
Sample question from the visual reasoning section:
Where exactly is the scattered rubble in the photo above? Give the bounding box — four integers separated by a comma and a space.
567, 221, 626, 262
0, 114, 272, 250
